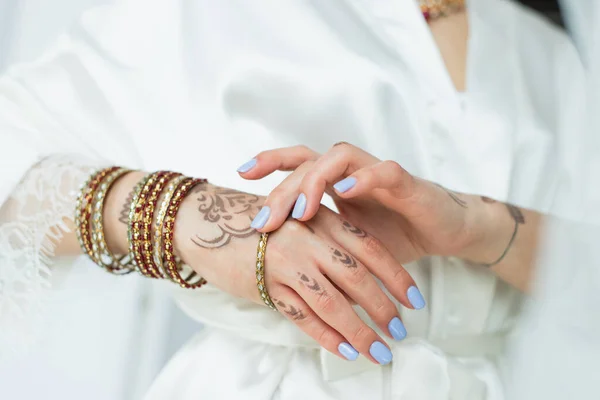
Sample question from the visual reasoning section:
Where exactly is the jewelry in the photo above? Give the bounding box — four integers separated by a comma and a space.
139, 171, 181, 278
128, 173, 154, 277
482, 205, 522, 268
90, 168, 136, 274
162, 177, 208, 289
419, 0, 465, 21
255, 232, 276, 310
154, 175, 187, 278
75, 167, 120, 263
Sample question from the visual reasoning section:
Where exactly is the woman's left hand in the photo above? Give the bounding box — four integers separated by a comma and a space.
237, 143, 510, 266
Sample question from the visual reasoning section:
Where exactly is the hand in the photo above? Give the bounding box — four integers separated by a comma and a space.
168, 183, 423, 365
238, 143, 512, 266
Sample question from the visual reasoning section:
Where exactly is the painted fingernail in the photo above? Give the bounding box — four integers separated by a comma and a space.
369, 341, 393, 365
338, 342, 359, 361
388, 317, 407, 341
407, 286, 426, 310
333, 177, 357, 193
237, 158, 257, 173
292, 193, 307, 219
251, 206, 271, 229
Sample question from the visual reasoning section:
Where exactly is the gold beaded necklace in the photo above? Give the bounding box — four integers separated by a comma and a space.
419, 0, 466, 21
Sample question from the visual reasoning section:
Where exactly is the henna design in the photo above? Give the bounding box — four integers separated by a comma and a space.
341, 220, 366, 238
481, 196, 497, 204
118, 190, 134, 225
191, 186, 261, 248
330, 247, 358, 269
506, 204, 525, 224
333, 141, 350, 147
298, 273, 325, 294
435, 184, 468, 208
481, 196, 525, 224
272, 298, 306, 321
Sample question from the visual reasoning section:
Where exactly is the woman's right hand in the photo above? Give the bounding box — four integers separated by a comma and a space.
170, 183, 423, 364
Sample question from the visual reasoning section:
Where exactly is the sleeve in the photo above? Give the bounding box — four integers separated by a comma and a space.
0, 10, 141, 350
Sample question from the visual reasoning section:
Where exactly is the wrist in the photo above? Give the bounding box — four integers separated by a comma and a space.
455, 196, 514, 265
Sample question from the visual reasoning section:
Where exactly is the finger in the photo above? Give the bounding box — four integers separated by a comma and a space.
332, 160, 417, 202
322, 212, 425, 311
315, 241, 407, 342
237, 145, 320, 179
291, 270, 393, 365
270, 285, 360, 362
293, 143, 380, 222
250, 162, 316, 232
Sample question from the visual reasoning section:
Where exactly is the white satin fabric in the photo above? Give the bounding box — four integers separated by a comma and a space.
0, 0, 584, 399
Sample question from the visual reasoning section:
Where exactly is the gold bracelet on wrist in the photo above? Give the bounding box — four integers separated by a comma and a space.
140, 171, 181, 278
256, 232, 276, 310
75, 167, 120, 264
90, 167, 136, 274
154, 175, 188, 278
161, 177, 208, 289
128, 173, 153, 276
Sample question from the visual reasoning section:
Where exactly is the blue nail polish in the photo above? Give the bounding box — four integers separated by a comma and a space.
237, 158, 257, 173
338, 342, 359, 361
333, 177, 357, 193
388, 317, 407, 341
407, 286, 426, 310
292, 193, 307, 219
251, 206, 271, 229
369, 341, 393, 365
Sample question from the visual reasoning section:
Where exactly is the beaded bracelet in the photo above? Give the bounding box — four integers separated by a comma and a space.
256, 232, 276, 310
154, 175, 187, 278
161, 177, 208, 289
128, 173, 154, 277
75, 167, 120, 263
139, 171, 181, 278
90, 167, 136, 274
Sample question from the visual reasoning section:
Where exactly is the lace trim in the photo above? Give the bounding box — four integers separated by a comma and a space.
0, 155, 103, 353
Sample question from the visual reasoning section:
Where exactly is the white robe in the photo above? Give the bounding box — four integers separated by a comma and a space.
0, 0, 584, 399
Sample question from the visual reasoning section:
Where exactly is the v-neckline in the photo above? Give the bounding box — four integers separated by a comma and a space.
343, 0, 464, 105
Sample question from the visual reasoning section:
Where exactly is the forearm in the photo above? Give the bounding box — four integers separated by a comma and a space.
458, 196, 544, 292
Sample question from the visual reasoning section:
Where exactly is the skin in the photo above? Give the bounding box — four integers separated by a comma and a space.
56, 171, 419, 364
241, 144, 542, 292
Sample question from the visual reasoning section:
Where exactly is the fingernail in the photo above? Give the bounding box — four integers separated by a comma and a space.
388, 317, 407, 341
333, 177, 357, 193
237, 158, 257, 173
369, 341, 393, 365
251, 206, 271, 229
407, 286, 426, 310
338, 342, 359, 361
292, 193, 307, 219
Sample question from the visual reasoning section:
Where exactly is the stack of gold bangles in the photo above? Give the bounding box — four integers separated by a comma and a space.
75, 167, 208, 289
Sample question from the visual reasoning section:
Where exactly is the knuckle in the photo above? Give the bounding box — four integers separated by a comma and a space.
281, 219, 306, 235
362, 236, 385, 259
345, 266, 369, 286
315, 327, 336, 347
382, 160, 404, 176
348, 324, 373, 345
316, 291, 337, 314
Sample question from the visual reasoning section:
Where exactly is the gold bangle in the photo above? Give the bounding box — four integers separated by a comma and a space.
140, 171, 181, 278
90, 168, 136, 274
256, 232, 276, 310
128, 173, 154, 277
154, 175, 187, 278
162, 177, 208, 289
75, 167, 120, 263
